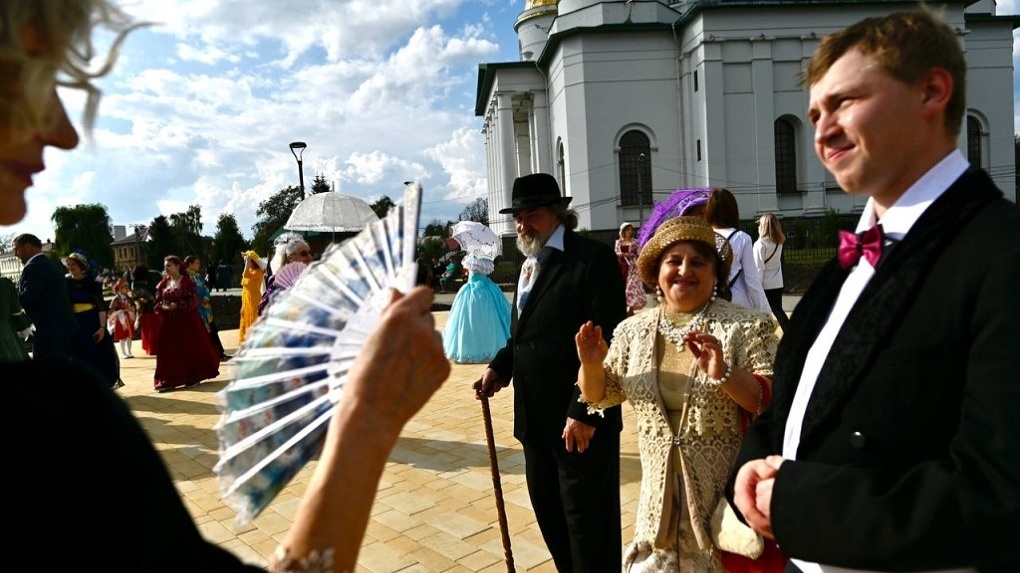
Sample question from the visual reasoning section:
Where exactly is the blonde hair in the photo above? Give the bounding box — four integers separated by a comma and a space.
758, 213, 786, 244
0, 0, 145, 134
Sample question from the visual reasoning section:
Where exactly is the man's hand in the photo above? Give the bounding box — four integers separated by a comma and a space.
733, 456, 785, 540
473, 368, 505, 400
562, 417, 596, 453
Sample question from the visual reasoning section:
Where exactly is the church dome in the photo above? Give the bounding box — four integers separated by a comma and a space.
524, 0, 558, 9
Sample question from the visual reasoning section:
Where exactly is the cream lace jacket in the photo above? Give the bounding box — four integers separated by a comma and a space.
585, 300, 778, 552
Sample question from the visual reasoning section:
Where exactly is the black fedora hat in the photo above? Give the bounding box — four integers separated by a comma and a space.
498, 173, 573, 214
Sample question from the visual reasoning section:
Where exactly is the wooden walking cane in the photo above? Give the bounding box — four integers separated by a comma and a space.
481, 394, 516, 572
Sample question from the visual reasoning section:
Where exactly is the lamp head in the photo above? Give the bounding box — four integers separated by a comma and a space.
289, 141, 307, 160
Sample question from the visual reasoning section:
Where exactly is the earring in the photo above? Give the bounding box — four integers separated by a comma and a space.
655, 285, 664, 303
711, 283, 718, 303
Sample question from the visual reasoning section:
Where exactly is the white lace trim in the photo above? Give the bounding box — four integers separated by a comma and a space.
585, 301, 778, 562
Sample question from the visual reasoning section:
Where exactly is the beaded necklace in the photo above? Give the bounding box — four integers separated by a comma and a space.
658, 298, 713, 353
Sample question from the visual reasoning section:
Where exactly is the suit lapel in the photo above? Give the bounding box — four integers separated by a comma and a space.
786, 170, 1001, 443
515, 246, 563, 332
769, 259, 847, 447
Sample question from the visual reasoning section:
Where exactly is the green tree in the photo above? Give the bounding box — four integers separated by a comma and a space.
51, 204, 114, 268
458, 197, 489, 225
168, 204, 203, 235
168, 204, 205, 259
251, 185, 303, 254
418, 236, 447, 262
423, 218, 454, 238
310, 173, 331, 195
370, 195, 396, 219
212, 213, 247, 265
145, 215, 174, 269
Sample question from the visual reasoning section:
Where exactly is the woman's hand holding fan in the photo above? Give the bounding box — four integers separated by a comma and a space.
214, 182, 425, 523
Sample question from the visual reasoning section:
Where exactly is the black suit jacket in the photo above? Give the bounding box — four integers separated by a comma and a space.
729, 169, 1020, 572
489, 229, 628, 445
17, 254, 78, 345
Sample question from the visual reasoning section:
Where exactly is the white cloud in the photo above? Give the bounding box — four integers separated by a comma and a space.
9, 0, 1015, 245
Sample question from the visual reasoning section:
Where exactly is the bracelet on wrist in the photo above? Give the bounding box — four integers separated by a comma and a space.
709, 362, 733, 386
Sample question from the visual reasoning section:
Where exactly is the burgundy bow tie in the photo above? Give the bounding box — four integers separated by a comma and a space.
838, 224, 886, 269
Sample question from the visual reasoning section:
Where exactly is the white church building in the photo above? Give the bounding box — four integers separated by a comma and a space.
475, 0, 1018, 237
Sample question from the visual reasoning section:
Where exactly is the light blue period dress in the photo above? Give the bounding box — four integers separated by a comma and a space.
442, 255, 511, 364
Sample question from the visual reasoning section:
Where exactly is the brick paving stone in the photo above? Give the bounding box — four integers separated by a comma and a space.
116, 311, 643, 571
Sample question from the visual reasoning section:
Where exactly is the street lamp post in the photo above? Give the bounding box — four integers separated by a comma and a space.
637, 153, 645, 224
289, 141, 307, 200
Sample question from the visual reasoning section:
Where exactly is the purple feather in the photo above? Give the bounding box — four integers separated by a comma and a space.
636, 188, 713, 248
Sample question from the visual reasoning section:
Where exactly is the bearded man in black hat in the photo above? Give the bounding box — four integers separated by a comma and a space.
474, 173, 627, 572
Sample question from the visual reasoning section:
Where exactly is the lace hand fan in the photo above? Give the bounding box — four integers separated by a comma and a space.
214, 182, 422, 523
272, 261, 309, 290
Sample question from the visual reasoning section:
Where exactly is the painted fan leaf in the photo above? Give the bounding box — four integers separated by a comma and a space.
272, 261, 309, 290
213, 182, 422, 523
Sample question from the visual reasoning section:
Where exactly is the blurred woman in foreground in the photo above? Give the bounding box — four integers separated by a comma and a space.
1, 2, 451, 571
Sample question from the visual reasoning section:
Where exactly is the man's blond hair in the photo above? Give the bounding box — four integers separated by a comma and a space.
803, 5, 966, 136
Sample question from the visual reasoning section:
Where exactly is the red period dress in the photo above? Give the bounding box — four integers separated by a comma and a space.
153, 273, 220, 391
108, 293, 136, 341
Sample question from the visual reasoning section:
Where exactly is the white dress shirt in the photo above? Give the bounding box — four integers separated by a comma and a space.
516, 224, 564, 315
717, 228, 771, 313
781, 150, 974, 573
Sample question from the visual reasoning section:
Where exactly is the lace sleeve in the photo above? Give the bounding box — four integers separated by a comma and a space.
578, 320, 633, 416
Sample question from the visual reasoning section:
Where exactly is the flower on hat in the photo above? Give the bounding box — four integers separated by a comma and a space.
635, 188, 713, 249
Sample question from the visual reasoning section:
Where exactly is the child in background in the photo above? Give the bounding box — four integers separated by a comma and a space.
108, 279, 136, 359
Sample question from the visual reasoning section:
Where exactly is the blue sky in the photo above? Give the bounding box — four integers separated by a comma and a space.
8, 0, 1020, 243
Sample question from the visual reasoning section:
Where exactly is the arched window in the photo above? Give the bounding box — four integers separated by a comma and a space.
619, 130, 652, 207
967, 116, 982, 167
774, 118, 797, 193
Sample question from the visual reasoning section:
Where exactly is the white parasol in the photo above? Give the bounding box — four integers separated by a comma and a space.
449, 221, 501, 261
284, 191, 380, 233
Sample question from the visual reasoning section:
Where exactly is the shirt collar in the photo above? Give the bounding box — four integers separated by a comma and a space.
544, 224, 566, 253
856, 149, 969, 240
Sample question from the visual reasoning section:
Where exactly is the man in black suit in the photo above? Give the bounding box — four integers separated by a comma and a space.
729, 8, 1020, 573
475, 173, 627, 572
12, 233, 80, 362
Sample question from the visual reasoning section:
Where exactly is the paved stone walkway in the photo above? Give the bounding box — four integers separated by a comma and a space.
117, 311, 642, 572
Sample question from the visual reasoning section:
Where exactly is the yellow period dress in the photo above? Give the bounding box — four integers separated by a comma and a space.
237, 265, 264, 344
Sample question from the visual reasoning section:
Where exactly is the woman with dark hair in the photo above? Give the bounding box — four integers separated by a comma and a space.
153, 255, 220, 392
616, 222, 647, 314
704, 188, 770, 314
130, 264, 161, 355
64, 252, 122, 389
576, 216, 784, 573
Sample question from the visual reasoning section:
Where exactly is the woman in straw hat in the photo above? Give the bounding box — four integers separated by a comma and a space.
238, 249, 265, 344
64, 251, 122, 389
575, 216, 785, 572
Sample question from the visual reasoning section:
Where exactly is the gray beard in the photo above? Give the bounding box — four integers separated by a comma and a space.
516, 233, 546, 258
